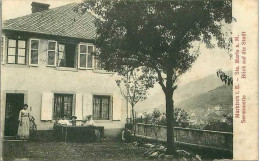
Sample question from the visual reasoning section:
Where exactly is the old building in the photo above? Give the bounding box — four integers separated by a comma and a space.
1, 2, 128, 138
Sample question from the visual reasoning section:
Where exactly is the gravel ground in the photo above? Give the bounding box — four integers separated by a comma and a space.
3, 140, 148, 161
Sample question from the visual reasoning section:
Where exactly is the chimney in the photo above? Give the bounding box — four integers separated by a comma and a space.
31, 2, 50, 13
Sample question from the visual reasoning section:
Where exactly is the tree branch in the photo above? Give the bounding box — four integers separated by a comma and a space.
154, 66, 166, 93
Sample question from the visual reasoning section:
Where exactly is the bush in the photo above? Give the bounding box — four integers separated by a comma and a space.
136, 108, 190, 128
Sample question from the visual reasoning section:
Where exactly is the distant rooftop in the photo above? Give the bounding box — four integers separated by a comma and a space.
3, 3, 97, 40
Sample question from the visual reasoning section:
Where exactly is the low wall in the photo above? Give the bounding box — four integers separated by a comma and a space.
135, 123, 233, 151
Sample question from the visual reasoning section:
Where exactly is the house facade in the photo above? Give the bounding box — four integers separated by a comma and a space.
1, 2, 129, 138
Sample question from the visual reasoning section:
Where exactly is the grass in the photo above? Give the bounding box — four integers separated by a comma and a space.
3, 139, 148, 161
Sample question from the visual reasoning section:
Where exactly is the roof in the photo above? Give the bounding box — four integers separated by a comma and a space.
3, 3, 97, 40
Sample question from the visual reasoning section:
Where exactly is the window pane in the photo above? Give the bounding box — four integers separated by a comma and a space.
8, 48, 16, 56
31, 40, 39, 49
18, 56, 25, 64
31, 50, 38, 64
1, 37, 4, 46
18, 40, 26, 48
59, 44, 65, 52
87, 54, 93, 68
80, 54, 86, 67
48, 42, 56, 50
8, 56, 15, 63
88, 46, 94, 53
101, 97, 109, 119
93, 97, 101, 119
64, 96, 73, 118
18, 49, 25, 56
1, 47, 3, 62
8, 39, 16, 47
93, 96, 110, 120
59, 51, 65, 59
80, 45, 86, 53
54, 94, 73, 119
58, 51, 66, 67
47, 51, 55, 65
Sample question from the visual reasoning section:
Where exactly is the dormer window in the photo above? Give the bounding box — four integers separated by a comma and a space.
7, 39, 26, 64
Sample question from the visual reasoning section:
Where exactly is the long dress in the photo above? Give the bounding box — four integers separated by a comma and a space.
17, 109, 30, 139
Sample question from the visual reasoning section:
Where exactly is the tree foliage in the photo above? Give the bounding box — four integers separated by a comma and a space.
116, 67, 156, 107
216, 69, 233, 86
116, 67, 156, 135
76, 0, 232, 154
136, 108, 190, 128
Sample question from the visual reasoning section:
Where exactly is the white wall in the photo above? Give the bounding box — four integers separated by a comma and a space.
1, 37, 128, 133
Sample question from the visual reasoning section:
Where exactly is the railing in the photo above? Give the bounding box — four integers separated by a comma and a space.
135, 123, 233, 151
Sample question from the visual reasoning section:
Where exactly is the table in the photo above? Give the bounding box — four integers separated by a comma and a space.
54, 125, 104, 142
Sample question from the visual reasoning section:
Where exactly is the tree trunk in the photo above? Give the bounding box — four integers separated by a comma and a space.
165, 70, 175, 155
165, 89, 175, 154
155, 66, 176, 154
132, 106, 136, 136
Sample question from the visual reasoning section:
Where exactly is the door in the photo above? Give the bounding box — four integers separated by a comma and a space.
4, 93, 24, 136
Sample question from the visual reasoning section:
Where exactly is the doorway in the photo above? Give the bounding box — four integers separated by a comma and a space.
4, 93, 24, 136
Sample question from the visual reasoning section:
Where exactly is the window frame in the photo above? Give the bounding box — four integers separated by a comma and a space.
92, 95, 111, 120
1, 36, 5, 64
57, 43, 65, 67
78, 43, 95, 69
53, 93, 75, 120
29, 39, 40, 66
7, 38, 27, 65
46, 40, 57, 67
57, 42, 77, 68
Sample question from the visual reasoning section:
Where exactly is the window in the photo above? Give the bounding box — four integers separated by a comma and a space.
78, 44, 94, 69
1, 36, 5, 63
47, 41, 57, 66
29, 39, 39, 66
53, 94, 74, 119
58, 43, 76, 68
93, 95, 110, 120
87, 45, 94, 68
7, 39, 26, 64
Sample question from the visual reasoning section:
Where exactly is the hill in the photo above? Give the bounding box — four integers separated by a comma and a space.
135, 71, 232, 113
176, 84, 233, 113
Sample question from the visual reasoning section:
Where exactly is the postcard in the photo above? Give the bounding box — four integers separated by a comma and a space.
0, 0, 258, 160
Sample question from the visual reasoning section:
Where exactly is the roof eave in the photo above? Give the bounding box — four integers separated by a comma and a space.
2, 28, 96, 42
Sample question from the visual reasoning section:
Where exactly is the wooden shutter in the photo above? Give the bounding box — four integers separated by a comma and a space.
112, 94, 122, 120
75, 94, 83, 120
83, 93, 93, 117
41, 92, 53, 120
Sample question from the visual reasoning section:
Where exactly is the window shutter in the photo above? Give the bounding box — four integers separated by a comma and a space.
113, 94, 122, 120
75, 94, 83, 120
83, 93, 93, 117
41, 92, 53, 120
1, 36, 5, 64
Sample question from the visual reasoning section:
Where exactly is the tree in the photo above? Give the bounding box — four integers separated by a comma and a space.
216, 69, 233, 86
77, 0, 232, 154
155, 108, 190, 128
115, 67, 155, 135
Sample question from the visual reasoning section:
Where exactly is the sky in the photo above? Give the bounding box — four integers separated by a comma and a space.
2, 0, 82, 21
2, 0, 233, 86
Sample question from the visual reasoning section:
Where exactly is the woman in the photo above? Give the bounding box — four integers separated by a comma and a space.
17, 104, 30, 140
84, 115, 95, 126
